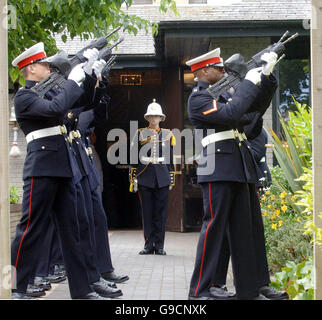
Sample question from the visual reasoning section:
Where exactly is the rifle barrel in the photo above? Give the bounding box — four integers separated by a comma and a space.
282, 33, 299, 45
276, 53, 286, 64
107, 55, 116, 65
105, 26, 121, 39
278, 30, 290, 43
109, 37, 124, 50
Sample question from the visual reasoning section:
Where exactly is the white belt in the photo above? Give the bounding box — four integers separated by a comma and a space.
26, 125, 67, 144
141, 156, 165, 164
201, 129, 247, 148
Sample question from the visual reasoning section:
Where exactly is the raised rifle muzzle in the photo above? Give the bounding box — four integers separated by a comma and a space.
278, 30, 290, 43
276, 53, 286, 64
282, 32, 299, 45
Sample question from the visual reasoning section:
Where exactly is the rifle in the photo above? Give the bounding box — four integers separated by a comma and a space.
101, 54, 117, 81
207, 31, 299, 99
32, 27, 123, 97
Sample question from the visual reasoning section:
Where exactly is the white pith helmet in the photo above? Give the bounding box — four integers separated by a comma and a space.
144, 99, 166, 122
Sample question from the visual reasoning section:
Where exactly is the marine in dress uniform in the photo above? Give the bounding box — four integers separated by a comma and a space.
185, 48, 286, 300
26, 58, 104, 294
10, 43, 109, 300
25, 52, 117, 299
209, 118, 287, 300
55, 57, 128, 297
66, 73, 129, 286
130, 101, 175, 255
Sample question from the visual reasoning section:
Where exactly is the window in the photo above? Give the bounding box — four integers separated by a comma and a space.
278, 59, 310, 115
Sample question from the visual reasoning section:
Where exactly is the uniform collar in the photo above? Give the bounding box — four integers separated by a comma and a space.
24, 80, 38, 89
197, 81, 210, 89
147, 126, 161, 133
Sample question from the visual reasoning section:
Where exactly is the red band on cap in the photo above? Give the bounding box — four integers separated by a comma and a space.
17, 52, 46, 69
190, 57, 222, 72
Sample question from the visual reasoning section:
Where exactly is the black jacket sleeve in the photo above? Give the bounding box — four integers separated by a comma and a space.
188, 79, 260, 126
14, 80, 84, 119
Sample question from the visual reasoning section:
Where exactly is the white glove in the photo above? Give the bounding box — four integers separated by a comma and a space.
92, 59, 106, 78
261, 51, 278, 76
68, 63, 85, 86
83, 48, 99, 75
245, 67, 263, 86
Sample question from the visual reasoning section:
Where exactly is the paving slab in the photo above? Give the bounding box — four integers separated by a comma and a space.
41, 230, 234, 300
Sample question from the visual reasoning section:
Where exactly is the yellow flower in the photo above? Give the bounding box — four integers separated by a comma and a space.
291, 196, 297, 201
271, 214, 276, 220
267, 205, 272, 209
281, 205, 287, 213
280, 192, 287, 199
275, 209, 281, 216
261, 196, 267, 201
262, 212, 269, 217
271, 223, 278, 230
281, 200, 285, 205
270, 195, 275, 201
278, 220, 283, 227
265, 190, 270, 195
295, 218, 301, 222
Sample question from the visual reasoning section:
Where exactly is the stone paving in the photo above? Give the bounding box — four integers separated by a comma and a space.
41, 230, 234, 300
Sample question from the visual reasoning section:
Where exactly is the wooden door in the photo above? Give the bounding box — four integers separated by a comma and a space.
162, 67, 184, 232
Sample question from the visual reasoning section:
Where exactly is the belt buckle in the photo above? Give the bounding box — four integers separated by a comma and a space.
241, 133, 247, 140
152, 158, 158, 164
233, 129, 239, 139
60, 125, 67, 134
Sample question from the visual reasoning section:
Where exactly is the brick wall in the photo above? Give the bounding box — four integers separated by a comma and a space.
10, 205, 21, 241
9, 94, 25, 197
9, 125, 25, 193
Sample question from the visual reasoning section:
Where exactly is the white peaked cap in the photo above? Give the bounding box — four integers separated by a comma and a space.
186, 48, 224, 72
12, 42, 47, 69
144, 99, 166, 122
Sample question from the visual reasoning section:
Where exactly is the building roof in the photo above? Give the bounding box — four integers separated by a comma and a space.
55, 0, 311, 56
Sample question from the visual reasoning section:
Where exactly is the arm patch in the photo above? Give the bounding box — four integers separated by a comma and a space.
202, 100, 218, 115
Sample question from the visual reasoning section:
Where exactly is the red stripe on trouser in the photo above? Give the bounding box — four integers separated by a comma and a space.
194, 182, 214, 296
12, 177, 34, 288
257, 188, 261, 201
138, 190, 146, 241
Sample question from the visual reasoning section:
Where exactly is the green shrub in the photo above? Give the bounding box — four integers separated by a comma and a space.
270, 258, 314, 300
10, 186, 20, 204
268, 99, 312, 193
261, 99, 314, 300
261, 166, 313, 274
261, 166, 301, 217
263, 216, 312, 273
